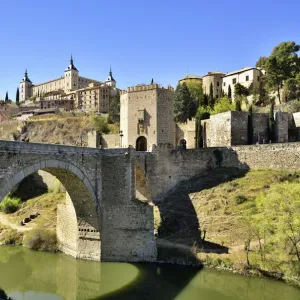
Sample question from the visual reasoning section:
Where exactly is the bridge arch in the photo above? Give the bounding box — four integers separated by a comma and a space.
0, 159, 101, 261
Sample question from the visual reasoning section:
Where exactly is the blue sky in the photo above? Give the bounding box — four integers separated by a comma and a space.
0, 0, 300, 101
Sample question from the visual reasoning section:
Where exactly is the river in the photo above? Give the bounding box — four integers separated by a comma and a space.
0, 246, 299, 300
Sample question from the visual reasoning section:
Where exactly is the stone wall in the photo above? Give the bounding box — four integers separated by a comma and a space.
201, 111, 248, 147
101, 150, 157, 262
57, 192, 78, 257
175, 120, 196, 149
252, 113, 269, 144
101, 134, 120, 148
275, 112, 289, 143
137, 142, 300, 203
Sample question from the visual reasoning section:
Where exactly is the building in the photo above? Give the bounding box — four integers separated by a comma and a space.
202, 72, 225, 99
178, 74, 202, 86
20, 56, 117, 112
222, 67, 263, 100
120, 84, 175, 151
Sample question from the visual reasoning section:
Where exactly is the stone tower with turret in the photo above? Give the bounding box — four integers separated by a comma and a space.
120, 83, 175, 151
64, 55, 79, 93
20, 69, 33, 102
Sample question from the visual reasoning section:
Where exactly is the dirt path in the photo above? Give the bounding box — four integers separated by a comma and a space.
0, 213, 32, 232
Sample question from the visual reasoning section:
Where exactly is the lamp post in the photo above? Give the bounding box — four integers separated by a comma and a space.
119, 130, 123, 148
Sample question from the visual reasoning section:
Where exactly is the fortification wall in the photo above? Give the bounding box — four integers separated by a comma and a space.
275, 112, 289, 143
252, 113, 269, 144
175, 120, 196, 149
140, 142, 300, 202
231, 111, 248, 145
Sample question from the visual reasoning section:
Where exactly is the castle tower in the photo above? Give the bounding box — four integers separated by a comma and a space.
20, 69, 33, 102
64, 55, 79, 93
120, 84, 175, 151
105, 67, 116, 88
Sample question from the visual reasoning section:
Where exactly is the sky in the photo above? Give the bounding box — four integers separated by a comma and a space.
0, 0, 300, 101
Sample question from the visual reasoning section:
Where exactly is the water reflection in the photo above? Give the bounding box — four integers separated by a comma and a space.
0, 246, 299, 300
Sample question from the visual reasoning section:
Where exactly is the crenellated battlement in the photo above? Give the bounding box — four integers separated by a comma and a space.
120, 84, 174, 95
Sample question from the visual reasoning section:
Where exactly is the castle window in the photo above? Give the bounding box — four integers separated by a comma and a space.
217, 81, 219, 86
257, 76, 260, 81
246, 75, 249, 81
223, 82, 226, 86
232, 78, 237, 84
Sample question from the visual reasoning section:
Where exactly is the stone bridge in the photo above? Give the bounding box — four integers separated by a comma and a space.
1, 140, 300, 262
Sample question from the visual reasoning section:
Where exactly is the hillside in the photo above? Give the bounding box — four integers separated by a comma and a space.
0, 114, 119, 146
154, 169, 300, 284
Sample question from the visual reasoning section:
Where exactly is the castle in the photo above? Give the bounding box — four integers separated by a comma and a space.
20, 56, 117, 113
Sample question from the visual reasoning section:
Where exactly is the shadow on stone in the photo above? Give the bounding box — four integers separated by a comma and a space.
10, 172, 48, 201
156, 167, 249, 260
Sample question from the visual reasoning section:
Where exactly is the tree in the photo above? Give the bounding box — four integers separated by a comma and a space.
284, 78, 300, 101
93, 115, 110, 134
16, 88, 20, 106
256, 56, 269, 69
210, 97, 234, 115
256, 183, 300, 262
235, 83, 249, 97
203, 94, 209, 106
185, 81, 204, 108
174, 83, 193, 122
208, 82, 214, 108
269, 103, 275, 142
228, 85, 232, 99
108, 90, 120, 123
196, 106, 210, 148
256, 41, 300, 104
235, 98, 242, 111
5, 92, 8, 103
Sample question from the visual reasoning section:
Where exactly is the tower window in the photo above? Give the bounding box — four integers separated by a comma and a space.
233, 78, 237, 84
246, 75, 249, 81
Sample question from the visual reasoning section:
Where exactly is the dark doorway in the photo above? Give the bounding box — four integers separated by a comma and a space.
179, 139, 187, 150
136, 136, 147, 151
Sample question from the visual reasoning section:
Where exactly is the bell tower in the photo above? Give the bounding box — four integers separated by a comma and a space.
20, 69, 33, 102
64, 55, 79, 93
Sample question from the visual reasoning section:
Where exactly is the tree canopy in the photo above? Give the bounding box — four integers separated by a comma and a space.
256, 41, 300, 103
108, 90, 120, 123
174, 83, 195, 122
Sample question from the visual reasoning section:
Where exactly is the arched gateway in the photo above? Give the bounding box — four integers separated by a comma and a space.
0, 141, 157, 262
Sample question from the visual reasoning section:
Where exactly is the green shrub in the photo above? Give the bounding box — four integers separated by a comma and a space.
0, 194, 21, 214
93, 115, 110, 134
23, 229, 57, 252
235, 195, 248, 205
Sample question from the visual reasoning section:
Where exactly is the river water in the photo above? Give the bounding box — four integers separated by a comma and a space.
0, 246, 299, 300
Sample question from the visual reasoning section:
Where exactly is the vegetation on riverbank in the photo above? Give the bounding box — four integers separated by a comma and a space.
154, 169, 300, 286
0, 192, 65, 251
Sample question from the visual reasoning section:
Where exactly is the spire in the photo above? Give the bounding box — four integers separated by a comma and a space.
22, 68, 32, 83
65, 54, 78, 72
106, 66, 115, 82
150, 78, 154, 84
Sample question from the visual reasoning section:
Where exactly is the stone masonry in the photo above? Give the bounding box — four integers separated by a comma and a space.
0, 140, 156, 262
1, 140, 300, 262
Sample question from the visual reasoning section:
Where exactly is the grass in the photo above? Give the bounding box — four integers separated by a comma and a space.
8, 192, 66, 230
0, 224, 23, 245
153, 169, 300, 284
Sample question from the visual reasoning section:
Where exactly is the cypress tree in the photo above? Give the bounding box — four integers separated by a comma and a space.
228, 85, 232, 99
16, 88, 20, 105
5, 91, 8, 103
269, 103, 275, 142
209, 82, 214, 108
174, 83, 192, 122
235, 98, 242, 111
